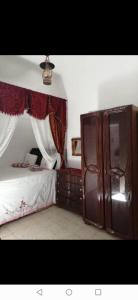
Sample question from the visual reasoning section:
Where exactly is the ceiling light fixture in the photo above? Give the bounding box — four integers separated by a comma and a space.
40, 55, 55, 85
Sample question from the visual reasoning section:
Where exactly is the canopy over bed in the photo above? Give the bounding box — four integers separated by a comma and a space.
0, 81, 67, 169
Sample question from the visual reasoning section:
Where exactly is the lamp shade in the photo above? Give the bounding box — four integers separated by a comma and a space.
40, 61, 55, 70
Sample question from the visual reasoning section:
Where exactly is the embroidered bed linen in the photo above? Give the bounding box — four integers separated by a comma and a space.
0, 167, 56, 225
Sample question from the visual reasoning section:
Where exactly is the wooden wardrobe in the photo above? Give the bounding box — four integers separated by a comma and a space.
81, 105, 138, 239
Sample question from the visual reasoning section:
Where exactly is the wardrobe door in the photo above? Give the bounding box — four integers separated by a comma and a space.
103, 106, 133, 239
81, 112, 104, 228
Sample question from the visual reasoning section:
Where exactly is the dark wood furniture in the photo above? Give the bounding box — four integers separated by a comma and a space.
81, 105, 138, 239
56, 168, 83, 215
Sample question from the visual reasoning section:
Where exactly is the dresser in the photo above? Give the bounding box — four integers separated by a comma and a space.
81, 105, 138, 239
56, 168, 83, 215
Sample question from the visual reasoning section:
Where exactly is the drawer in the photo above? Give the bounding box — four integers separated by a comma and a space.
76, 177, 83, 185
69, 175, 82, 184
57, 172, 82, 184
57, 181, 71, 190
70, 185, 83, 196
57, 188, 71, 198
70, 195, 83, 202
57, 189, 83, 199
79, 178, 83, 184
57, 173, 70, 182
56, 196, 71, 209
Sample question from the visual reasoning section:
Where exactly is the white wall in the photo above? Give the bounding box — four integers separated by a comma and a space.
1, 55, 138, 169
56, 55, 138, 168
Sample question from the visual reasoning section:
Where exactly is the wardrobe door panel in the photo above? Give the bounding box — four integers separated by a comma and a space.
83, 116, 97, 166
103, 106, 133, 238
85, 171, 100, 223
81, 112, 104, 228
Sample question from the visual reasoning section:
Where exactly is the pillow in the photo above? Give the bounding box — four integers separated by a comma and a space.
30, 148, 42, 165
24, 153, 38, 165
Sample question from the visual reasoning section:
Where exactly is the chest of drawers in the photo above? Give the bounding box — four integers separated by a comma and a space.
56, 168, 83, 215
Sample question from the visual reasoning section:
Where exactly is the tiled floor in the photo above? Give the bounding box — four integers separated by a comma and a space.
0, 206, 119, 240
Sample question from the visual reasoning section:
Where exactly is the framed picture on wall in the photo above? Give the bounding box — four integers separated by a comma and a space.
72, 138, 81, 156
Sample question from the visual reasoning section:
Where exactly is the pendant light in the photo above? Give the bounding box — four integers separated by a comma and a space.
40, 55, 55, 85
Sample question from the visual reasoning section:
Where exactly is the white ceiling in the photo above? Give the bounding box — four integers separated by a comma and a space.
20, 55, 51, 64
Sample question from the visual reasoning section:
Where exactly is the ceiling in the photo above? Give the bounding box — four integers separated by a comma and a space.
20, 55, 50, 64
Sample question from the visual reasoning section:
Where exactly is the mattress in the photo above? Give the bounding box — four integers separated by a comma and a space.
0, 166, 52, 181
0, 166, 57, 225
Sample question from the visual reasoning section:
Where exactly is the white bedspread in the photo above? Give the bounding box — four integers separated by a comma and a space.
0, 167, 57, 225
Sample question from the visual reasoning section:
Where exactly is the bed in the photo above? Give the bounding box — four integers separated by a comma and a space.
0, 166, 57, 225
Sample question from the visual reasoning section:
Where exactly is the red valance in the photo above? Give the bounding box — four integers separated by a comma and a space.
0, 81, 66, 127
0, 81, 28, 115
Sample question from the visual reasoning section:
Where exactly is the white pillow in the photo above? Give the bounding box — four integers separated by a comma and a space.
24, 153, 38, 165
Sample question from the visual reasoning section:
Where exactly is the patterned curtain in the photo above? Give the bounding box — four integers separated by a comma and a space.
49, 112, 66, 168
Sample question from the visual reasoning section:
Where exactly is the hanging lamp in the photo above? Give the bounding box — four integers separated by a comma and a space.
40, 55, 55, 85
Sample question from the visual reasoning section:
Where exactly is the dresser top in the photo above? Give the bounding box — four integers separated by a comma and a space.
59, 168, 82, 176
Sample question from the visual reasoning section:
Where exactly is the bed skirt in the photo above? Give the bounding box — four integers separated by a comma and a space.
0, 203, 55, 226
0, 167, 57, 226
